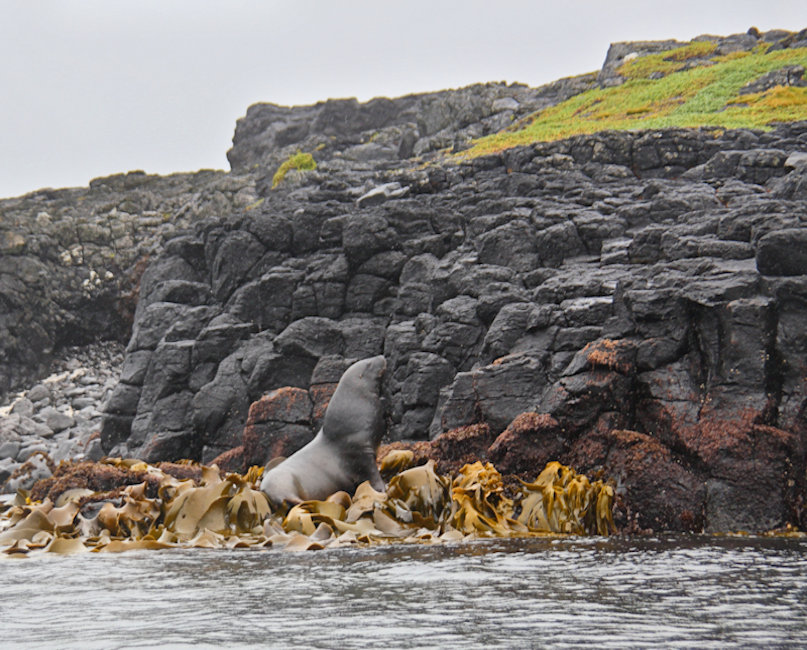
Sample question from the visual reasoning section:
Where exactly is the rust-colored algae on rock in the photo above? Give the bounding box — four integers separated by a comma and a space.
0, 457, 618, 557
488, 413, 565, 477
30, 460, 150, 503
377, 440, 434, 468
29, 458, 205, 503
583, 338, 636, 374
377, 424, 495, 475
208, 446, 246, 474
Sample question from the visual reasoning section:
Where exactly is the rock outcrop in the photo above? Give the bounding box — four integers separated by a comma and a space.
98, 118, 807, 534
0, 171, 258, 395
2, 29, 807, 534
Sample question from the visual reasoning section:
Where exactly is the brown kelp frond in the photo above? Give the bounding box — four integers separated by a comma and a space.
0, 458, 616, 556
378, 449, 415, 479
518, 461, 616, 535
450, 461, 522, 536
386, 460, 451, 528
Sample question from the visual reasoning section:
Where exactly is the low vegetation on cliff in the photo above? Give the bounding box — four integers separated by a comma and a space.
271, 151, 317, 189
466, 41, 807, 157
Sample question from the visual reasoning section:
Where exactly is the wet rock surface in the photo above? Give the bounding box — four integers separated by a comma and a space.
3, 32, 807, 533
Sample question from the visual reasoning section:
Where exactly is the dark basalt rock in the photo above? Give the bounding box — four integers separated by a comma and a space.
756, 229, 807, 276
5, 36, 807, 532
0, 170, 259, 395
122, 115, 805, 533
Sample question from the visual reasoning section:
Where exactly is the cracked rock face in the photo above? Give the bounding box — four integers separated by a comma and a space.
91, 115, 807, 533
3, 39, 807, 531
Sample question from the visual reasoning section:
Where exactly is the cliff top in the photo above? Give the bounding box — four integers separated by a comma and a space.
462, 29, 807, 157
223, 29, 806, 181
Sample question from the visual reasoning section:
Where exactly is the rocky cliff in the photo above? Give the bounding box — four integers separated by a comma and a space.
0, 170, 258, 394
2, 29, 806, 533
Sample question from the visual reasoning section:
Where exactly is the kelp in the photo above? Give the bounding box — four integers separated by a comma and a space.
0, 456, 616, 557
451, 461, 522, 536
379, 449, 415, 479
517, 461, 615, 535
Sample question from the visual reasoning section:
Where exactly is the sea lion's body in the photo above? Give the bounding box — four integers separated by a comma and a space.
260, 356, 386, 506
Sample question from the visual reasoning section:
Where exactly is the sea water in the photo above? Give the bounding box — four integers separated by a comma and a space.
1, 536, 805, 649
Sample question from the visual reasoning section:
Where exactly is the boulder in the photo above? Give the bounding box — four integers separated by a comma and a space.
568, 429, 705, 532
274, 317, 345, 359
756, 229, 807, 276
487, 413, 566, 475
242, 387, 314, 467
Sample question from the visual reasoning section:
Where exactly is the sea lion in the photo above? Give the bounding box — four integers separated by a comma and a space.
260, 355, 387, 507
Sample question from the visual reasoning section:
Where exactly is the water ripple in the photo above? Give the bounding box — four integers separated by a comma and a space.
1, 536, 806, 649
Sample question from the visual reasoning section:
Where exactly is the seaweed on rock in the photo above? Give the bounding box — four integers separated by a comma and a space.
0, 455, 616, 556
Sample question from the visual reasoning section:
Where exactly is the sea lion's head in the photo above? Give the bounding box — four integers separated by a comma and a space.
322, 355, 386, 443
354, 355, 386, 389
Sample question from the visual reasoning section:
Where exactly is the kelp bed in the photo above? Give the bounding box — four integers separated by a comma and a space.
0, 453, 615, 557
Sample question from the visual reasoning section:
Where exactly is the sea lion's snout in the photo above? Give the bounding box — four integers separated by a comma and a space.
361, 355, 386, 383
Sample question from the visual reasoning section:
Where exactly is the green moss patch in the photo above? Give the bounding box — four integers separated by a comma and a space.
271, 152, 317, 189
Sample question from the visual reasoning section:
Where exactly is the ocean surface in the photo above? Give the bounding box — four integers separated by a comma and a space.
1, 535, 805, 649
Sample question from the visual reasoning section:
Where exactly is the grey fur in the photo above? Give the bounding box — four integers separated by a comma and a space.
260, 355, 386, 506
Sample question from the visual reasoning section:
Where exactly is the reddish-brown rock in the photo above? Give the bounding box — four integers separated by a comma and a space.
568, 428, 706, 532
676, 413, 800, 531
242, 387, 314, 466
377, 424, 494, 475
487, 413, 566, 476
309, 383, 337, 429
209, 445, 246, 473
432, 424, 496, 474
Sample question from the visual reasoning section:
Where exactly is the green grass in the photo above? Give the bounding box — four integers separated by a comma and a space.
271, 151, 317, 189
463, 42, 807, 158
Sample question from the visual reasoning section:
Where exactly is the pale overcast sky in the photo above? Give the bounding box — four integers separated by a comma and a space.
0, 1, 804, 198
